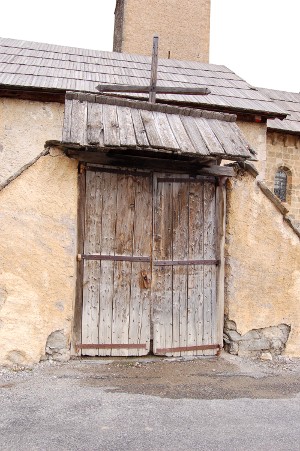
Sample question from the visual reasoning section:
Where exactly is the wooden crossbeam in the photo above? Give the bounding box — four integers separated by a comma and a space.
96, 36, 210, 101
96, 84, 211, 96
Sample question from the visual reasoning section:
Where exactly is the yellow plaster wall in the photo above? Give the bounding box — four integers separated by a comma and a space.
0, 152, 78, 365
225, 170, 300, 357
120, 0, 211, 62
237, 121, 267, 179
0, 98, 64, 188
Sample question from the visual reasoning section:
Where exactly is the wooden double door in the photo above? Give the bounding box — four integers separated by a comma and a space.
80, 165, 220, 357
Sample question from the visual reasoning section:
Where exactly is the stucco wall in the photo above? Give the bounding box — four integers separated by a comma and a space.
0, 98, 64, 189
118, 0, 211, 62
265, 132, 300, 221
0, 151, 78, 365
0, 95, 77, 366
237, 121, 267, 180
225, 169, 300, 357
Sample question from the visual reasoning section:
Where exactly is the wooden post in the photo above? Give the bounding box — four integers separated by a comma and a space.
216, 177, 227, 349
149, 35, 159, 103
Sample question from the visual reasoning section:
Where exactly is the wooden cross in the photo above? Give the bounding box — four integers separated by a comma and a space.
96, 36, 210, 103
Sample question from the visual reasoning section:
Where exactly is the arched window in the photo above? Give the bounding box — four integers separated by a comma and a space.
274, 168, 290, 202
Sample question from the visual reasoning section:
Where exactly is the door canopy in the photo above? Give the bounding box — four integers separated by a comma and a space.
61, 92, 255, 163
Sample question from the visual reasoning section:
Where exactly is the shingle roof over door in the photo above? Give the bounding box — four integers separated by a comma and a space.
61, 92, 253, 160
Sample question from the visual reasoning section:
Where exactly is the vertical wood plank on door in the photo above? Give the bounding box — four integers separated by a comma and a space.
82, 170, 102, 356
98, 171, 118, 356
130, 176, 152, 356
215, 181, 226, 348
172, 178, 189, 356
203, 181, 217, 356
188, 180, 204, 356
153, 176, 173, 355
111, 174, 135, 356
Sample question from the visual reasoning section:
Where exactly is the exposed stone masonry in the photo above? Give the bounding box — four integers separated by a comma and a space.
265, 132, 300, 222
224, 319, 291, 358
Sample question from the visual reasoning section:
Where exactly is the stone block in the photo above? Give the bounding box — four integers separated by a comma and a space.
224, 319, 237, 331
239, 338, 270, 352
239, 329, 261, 341
45, 330, 70, 362
225, 330, 241, 342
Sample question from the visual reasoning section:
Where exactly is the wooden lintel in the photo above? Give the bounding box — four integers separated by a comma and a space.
64, 149, 235, 176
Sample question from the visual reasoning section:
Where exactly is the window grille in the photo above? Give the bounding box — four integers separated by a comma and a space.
274, 169, 287, 202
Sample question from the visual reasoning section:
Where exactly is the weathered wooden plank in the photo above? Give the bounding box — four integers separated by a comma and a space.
188, 180, 204, 356
82, 261, 101, 356
65, 149, 216, 173
215, 180, 226, 349
153, 175, 173, 355
209, 119, 244, 157
130, 108, 149, 147
84, 171, 102, 254
117, 106, 137, 147
153, 111, 180, 150
139, 109, 162, 148
180, 115, 210, 155
72, 167, 86, 355
70, 99, 87, 145
194, 117, 225, 156
98, 171, 118, 356
96, 84, 210, 95
172, 177, 189, 356
149, 35, 159, 103
130, 176, 152, 355
82, 170, 102, 356
102, 104, 120, 147
62, 98, 72, 142
111, 174, 135, 356
87, 102, 104, 146
203, 181, 217, 356
167, 114, 196, 154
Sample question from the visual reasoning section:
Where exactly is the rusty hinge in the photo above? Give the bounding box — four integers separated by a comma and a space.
76, 343, 147, 351
79, 254, 150, 263
154, 259, 220, 267
156, 344, 221, 354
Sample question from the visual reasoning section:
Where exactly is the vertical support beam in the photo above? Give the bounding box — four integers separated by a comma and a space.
215, 176, 227, 349
149, 35, 159, 103
71, 163, 86, 356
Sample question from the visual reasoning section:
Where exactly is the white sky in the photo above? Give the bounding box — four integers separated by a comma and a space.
1, 0, 299, 92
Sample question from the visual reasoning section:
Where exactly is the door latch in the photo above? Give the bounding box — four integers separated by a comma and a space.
141, 270, 151, 289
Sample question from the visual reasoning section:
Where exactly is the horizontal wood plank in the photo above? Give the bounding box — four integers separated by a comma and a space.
96, 84, 211, 95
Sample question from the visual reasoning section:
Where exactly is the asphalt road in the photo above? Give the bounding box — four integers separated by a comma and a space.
1, 354, 300, 451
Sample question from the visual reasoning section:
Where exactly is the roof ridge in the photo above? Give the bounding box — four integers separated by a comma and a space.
66, 91, 237, 122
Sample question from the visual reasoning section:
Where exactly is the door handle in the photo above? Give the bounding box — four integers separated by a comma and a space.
141, 270, 151, 289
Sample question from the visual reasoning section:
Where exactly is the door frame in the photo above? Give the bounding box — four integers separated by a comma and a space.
71, 163, 226, 357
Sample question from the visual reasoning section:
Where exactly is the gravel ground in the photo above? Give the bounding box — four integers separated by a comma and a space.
1, 353, 300, 450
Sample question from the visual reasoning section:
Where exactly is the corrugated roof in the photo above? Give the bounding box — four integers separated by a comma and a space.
61, 92, 253, 161
0, 37, 286, 118
259, 88, 300, 135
